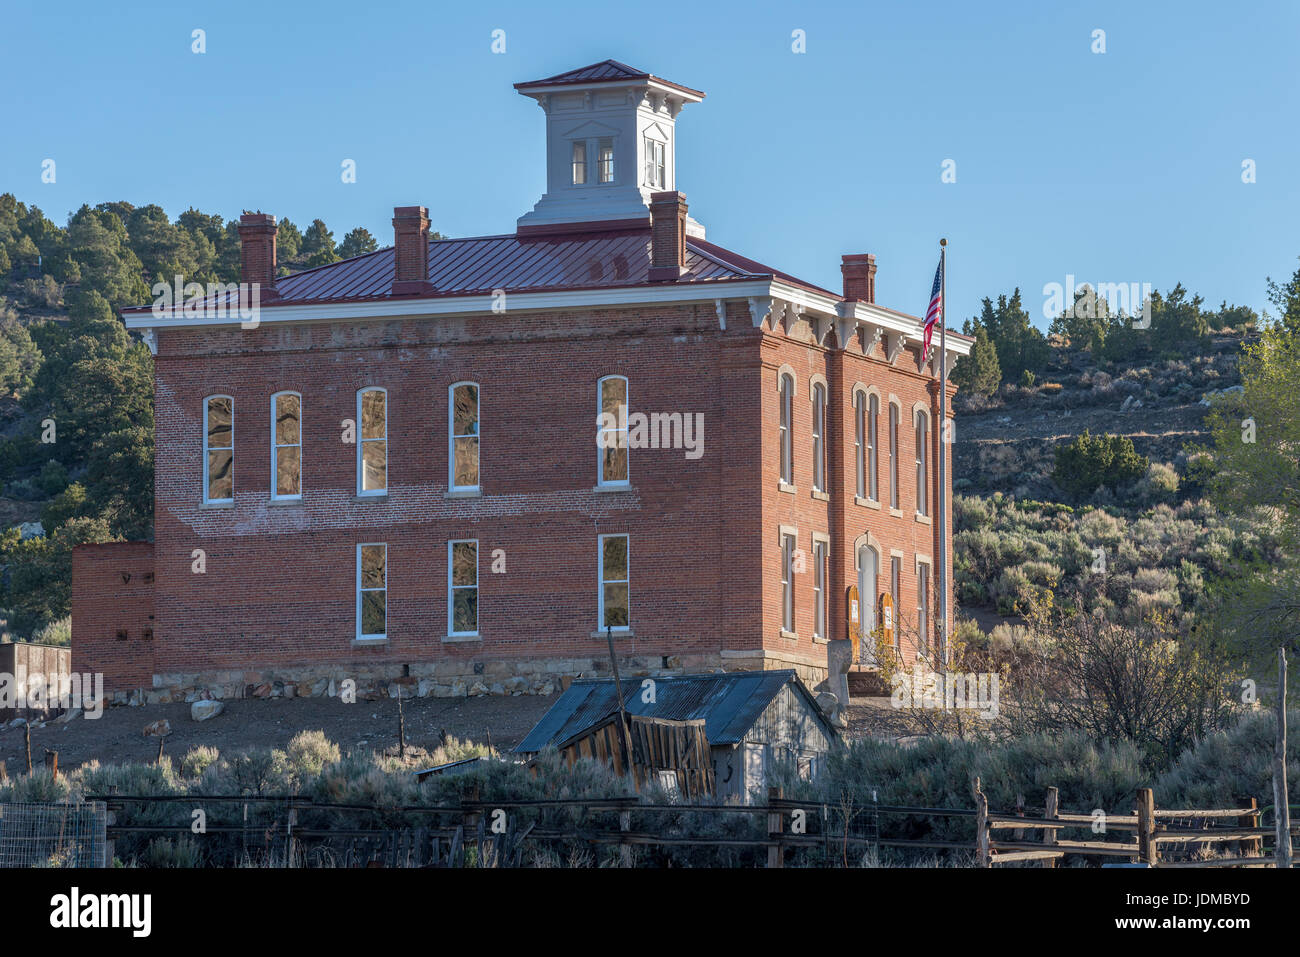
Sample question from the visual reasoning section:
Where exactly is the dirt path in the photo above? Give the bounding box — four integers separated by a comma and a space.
0, 695, 556, 773
1, 693, 908, 774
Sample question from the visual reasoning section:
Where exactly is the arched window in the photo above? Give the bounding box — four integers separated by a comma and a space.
812, 382, 827, 492
449, 382, 480, 492
858, 544, 879, 663
357, 388, 387, 495
853, 391, 865, 498
778, 374, 794, 485
270, 391, 301, 499
888, 402, 900, 509
915, 408, 930, 517
203, 395, 234, 504
867, 393, 879, 502
597, 375, 629, 486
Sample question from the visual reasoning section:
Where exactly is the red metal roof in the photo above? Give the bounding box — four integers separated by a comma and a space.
120, 224, 972, 343
514, 59, 705, 99
123, 227, 836, 312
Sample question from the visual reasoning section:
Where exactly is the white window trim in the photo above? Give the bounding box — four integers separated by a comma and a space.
867, 390, 880, 503
356, 387, 387, 497
914, 407, 930, 518
571, 140, 587, 186
202, 394, 234, 505
597, 375, 630, 488
597, 533, 631, 632
778, 372, 795, 486
270, 390, 302, 501
853, 389, 865, 500
779, 526, 799, 636
888, 400, 900, 510
447, 539, 479, 637
811, 532, 830, 641
811, 382, 827, 493
643, 135, 666, 189
916, 556, 933, 655
596, 137, 615, 185
448, 381, 481, 493
356, 542, 387, 642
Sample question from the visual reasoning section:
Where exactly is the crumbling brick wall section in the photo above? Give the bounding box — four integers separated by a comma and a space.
71, 542, 156, 692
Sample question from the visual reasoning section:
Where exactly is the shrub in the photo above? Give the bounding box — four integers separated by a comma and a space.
1052, 430, 1149, 498
32, 615, 70, 646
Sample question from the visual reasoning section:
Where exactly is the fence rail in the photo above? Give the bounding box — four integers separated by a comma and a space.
59, 783, 1300, 869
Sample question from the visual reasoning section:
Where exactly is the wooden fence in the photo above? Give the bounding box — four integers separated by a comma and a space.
82, 785, 1300, 868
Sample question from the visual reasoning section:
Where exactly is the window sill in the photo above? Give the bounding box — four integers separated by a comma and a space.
268, 497, 303, 507
811, 490, 830, 502
812, 635, 828, 645
591, 629, 633, 639
354, 494, 389, 503
855, 495, 882, 511
199, 501, 234, 510
888, 507, 905, 519
443, 633, 481, 643
780, 629, 798, 641
445, 489, 482, 499
352, 638, 389, 647
592, 484, 634, 494
777, 482, 796, 495
915, 513, 933, 526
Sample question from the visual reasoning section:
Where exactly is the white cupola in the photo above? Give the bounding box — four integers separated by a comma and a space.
514, 60, 705, 237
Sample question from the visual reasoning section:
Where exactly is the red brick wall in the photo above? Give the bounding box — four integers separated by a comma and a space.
139, 295, 953, 689
150, 303, 756, 679
71, 542, 156, 691
758, 316, 953, 669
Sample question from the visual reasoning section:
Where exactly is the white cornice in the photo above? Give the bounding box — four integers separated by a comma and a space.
123, 275, 970, 358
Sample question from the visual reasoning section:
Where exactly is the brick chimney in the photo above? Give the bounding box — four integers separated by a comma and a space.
648, 191, 688, 282
237, 213, 279, 299
391, 205, 434, 296
841, 253, 877, 303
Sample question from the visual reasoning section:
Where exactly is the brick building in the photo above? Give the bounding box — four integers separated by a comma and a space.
73, 60, 970, 702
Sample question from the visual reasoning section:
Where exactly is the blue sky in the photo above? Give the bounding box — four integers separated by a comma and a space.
2, 0, 1296, 326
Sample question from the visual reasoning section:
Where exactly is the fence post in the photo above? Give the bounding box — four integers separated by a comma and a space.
0, 759, 7, 783
1274, 647, 1292, 869
766, 786, 784, 868
1136, 788, 1156, 866
43, 749, 58, 779
973, 777, 990, 867
24, 723, 32, 774
1240, 798, 1262, 859
1043, 786, 1059, 869
619, 809, 632, 868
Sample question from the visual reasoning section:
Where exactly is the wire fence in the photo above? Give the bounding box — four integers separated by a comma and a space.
0, 801, 107, 868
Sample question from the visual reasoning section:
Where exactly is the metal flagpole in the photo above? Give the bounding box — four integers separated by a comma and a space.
938, 238, 948, 667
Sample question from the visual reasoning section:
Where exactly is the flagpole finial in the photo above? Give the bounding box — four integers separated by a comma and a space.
940, 238, 947, 247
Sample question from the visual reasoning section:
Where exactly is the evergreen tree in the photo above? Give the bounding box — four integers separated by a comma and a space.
951, 324, 1001, 396
337, 226, 378, 260
301, 219, 339, 268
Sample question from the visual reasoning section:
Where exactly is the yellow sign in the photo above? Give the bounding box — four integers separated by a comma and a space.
879, 592, 894, 650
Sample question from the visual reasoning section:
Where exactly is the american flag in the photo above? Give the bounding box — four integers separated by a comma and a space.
923, 255, 943, 356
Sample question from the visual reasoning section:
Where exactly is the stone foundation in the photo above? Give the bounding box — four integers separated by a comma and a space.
104, 648, 829, 707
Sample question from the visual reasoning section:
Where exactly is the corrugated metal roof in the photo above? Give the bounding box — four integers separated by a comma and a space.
514, 670, 837, 753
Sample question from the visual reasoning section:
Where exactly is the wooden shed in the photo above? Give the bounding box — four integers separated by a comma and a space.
515, 670, 838, 803
0, 641, 72, 720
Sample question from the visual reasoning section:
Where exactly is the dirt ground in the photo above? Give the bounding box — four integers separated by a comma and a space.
0, 694, 903, 773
